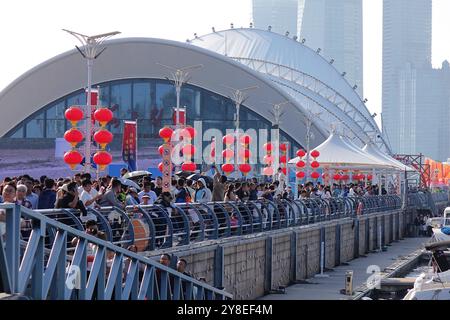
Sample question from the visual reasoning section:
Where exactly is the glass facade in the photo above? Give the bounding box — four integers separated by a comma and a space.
6, 78, 301, 158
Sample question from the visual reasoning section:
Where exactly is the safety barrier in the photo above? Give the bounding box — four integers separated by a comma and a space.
25, 196, 401, 252
0, 204, 232, 300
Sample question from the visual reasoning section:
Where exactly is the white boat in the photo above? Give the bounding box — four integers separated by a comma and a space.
404, 240, 450, 300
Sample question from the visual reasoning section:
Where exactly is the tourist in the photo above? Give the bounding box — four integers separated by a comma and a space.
154, 176, 163, 197
79, 179, 101, 209
24, 180, 39, 209
138, 181, 157, 204
38, 178, 56, 209
55, 182, 88, 217
249, 183, 258, 201
236, 182, 250, 202
224, 184, 237, 202
212, 165, 227, 202
125, 187, 140, 206
16, 184, 33, 209
120, 168, 128, 177
175, 178, 190, 203
185, 179, 196, 201
194, 178, 211, 203
98, 179, 124, 209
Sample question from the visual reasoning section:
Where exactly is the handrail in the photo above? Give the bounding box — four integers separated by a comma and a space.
0, 204, 232, 300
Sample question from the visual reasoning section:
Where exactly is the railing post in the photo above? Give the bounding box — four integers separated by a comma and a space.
5, 204, 21, 294
264, 237, 273, 293
335, 224, 341, 266
214, 246, 224, 289
290, 232, 297, 282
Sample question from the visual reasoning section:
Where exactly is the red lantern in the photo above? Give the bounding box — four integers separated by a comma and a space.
296, 171, 305, 179
367, 174, 373, 181
282, 168, 287, 175
341, 175, 350, 181
210, 148, 216, 159
93, 151, 112, 171
93, 129, 113, 149
240, 135, 252, 145
94, 108, 113, 127
222, 163, 234, 175
239, 164, 252, 176
280, 155, 287, 164
311, 161, 320, 169
181, 162, 197, 172
182, 144, 196, 156
239, 149, 251, 160
264, 155, 274, 165
311, 172, 320, 180
311, 150, 320, 158
65, 107, 84, 127
359, 174, 366, 180
223, 134, 235, 145
280, 143, 288, 152
353, 174, 361, 181
296, 161, 306, 169
63, 150, 83, 170
264, 142, 273, 153
333, 174, 342, 181
158, 145, 165, 156
263, 167, 274, 176
158, 162, 164, 172
222, 149, 234, 160
182, 127, 197, 140
159, 127, 173, 143
297, 150, 306, 158
64, 128, 83, 147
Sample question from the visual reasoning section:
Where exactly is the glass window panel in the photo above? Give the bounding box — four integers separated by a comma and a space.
26, 113, 45, 138
98, 84, 110, 106
202, 91, 226, 120
133, 82, 152, 120
181, 87, 201, 120
67, 92, 86, 107
10, 126, 24, 138
110, 83, 132, 120
156, 82, 175, 121
46, 119, 66, 138
46, 101, 66, 119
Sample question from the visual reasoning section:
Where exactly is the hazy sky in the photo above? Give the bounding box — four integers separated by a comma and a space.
0, 0, 449, 128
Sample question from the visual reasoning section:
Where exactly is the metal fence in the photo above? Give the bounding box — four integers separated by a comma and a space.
0, 204, 232, 300
407, 192, 449, 210
31, 195, 401, 252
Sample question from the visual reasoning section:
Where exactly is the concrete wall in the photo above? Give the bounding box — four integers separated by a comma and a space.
146, 209, 409, 300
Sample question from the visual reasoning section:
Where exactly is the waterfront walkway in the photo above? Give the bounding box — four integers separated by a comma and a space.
261, 237, 427, 300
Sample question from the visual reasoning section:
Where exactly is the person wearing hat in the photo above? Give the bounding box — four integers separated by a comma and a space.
126, 187, 140, 206
55, 181, 88, 217
141, 194, 151, 205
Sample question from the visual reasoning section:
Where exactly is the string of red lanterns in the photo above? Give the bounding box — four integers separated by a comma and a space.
222, 134, 235, 175
263, 142, 274, 176
63, 106, 84, 169
180, 126, 197, 173
239, 134, 252, 176
92, 108, 113, 171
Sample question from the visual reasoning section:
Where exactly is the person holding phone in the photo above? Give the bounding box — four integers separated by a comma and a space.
56, 182, 88, 217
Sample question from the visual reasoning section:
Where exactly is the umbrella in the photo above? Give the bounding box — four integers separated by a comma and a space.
175, 171, 192, 178
123, 170, 151, 180
119, 177, 141, 190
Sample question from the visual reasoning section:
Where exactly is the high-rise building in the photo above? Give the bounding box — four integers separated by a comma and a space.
252, 0, 298, 36
382, 0, 432, 155
298, 0, 364, 97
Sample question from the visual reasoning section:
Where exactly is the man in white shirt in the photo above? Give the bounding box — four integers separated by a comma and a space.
79, 179, 101, 209
138, 182, 157, 204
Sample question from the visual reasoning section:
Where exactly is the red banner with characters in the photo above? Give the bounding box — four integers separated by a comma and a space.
122, 121, 137, 171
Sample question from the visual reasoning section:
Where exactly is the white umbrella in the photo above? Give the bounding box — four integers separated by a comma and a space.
119, 177, 141, 190
122, 170, 151, 180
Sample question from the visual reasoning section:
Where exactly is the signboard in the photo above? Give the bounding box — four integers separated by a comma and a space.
122, 121, 137, 171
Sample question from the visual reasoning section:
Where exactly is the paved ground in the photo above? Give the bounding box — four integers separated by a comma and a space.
260, 237, 428, 300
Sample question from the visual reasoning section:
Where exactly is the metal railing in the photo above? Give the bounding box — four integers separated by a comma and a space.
28, 195, 401, 252
0, 204, 232, 300
407, 192, 449, 210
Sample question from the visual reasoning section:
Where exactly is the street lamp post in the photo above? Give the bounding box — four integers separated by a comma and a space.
63, 29, 120, 173
157, 63, 203, 169
267, 101, 290, 181
225, 86, 258, 176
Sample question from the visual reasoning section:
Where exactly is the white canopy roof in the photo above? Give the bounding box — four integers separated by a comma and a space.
363, 143, 416, 172
288, 133, 394, 168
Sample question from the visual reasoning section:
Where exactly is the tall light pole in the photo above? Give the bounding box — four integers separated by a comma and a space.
301, 108, 322, 185
63, 29, 120, 173
266, 101, 291, 181
225, 85, 258, 175
157, 63, 203, 170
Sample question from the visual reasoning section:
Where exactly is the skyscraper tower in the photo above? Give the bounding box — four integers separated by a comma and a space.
382, 0, 432, 153
298, 0, 364, 97
252, 0, 298, 36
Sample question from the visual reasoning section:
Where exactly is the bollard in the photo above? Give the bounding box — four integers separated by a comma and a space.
315, 241, 329, 278
345, 271, 353, 296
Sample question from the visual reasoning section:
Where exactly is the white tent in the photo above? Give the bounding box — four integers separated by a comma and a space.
288, 133, 394, 168
362, 143, 416, 172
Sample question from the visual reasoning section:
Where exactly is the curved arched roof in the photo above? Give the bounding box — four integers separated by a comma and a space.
0, 37, 327, 145
189, 28, 389, 152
